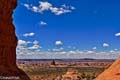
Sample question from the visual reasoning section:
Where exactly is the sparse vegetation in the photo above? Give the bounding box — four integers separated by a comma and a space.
17, 60, 112, 80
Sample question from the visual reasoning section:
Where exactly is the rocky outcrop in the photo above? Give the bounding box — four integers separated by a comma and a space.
62, 68, 82, 80
96, 57, 120, 80
0, 0, 30, 80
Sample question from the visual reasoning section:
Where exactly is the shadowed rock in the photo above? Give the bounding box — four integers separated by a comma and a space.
0, 0, 30, 80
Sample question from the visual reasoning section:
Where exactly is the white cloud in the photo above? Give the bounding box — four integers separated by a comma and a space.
55, 41, 63, 46
27, 41, 32, 44
16, 40, 119, 59
115, 32, 120, 37
23, 32, 35, 37
40, 21, 47, 26
23, 4, 30, 9
50, 7, 71, 15
17, 49, 120, 59
114, 48, 118, 51
17, 40, 41, 53
52, 47, 64, 52
18, 40, 27, 47
23, 1, 75, 15
28, 40, 42, 50
16, 40, 120, 59
92, 47, 97, 50
69, 51, 76, 54
39, 1, 52, 12
103, 43, 110, 47
28, 44, 40, 50
87, 50, 95, 54
17, 40, 31, 55
33, 40, 39, 45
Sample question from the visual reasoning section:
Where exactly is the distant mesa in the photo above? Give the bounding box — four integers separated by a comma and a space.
51, 60, 56, 65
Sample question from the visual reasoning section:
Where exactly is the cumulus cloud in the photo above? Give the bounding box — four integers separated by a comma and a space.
33, 40, 39, 45
18, 40, 27, 47
40, 21, 47, 26
17, 49, 120, 59
23, 32, 35, 37
17, 40, 42, 55
103, 43, 110, 47
16, 40, 119, 59
39, 1, 52, 12
17, 40, 31, 55
28, 44, 40, 50
28, 40, 42, 50
55, 41, 63, 46
23, 1, 75, 15
115, 32, 120, 37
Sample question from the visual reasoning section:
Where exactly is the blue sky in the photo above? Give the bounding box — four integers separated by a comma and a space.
13, 0, 120, 59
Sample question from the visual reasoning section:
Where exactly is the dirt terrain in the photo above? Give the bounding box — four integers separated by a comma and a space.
17, 59, 113, 80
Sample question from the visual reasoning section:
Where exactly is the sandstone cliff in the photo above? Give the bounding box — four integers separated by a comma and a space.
96, 57, 120, 80
0, 0, 30, 80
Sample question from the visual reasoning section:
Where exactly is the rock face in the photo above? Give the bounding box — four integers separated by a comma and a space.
0, 0, 30, 80
96, 57, 120, 80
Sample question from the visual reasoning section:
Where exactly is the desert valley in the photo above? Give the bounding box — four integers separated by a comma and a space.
17, 59, 113, 80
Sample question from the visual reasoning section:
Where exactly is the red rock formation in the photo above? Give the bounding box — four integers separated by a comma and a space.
51, 60, 56, 65
0, 0, 30, 80
96, 57, 120, 80
62, 68, 82, 80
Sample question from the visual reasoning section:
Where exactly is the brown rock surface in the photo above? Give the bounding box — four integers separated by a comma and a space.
62, 68, 82, 80
96, 57, 120, 80
0, 0, 30, 80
